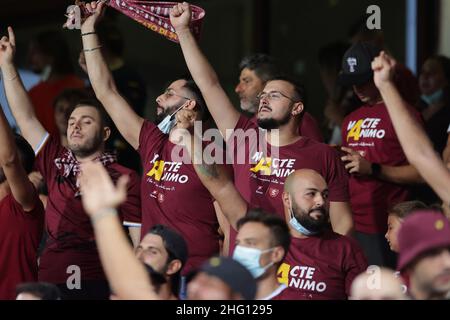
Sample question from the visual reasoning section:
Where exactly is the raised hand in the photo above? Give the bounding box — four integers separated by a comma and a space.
0, 27, 16, 67
170, 2, 192, 32
64, 1, 106, 32
175, 108, 196, 130
79, 161, 129, 217
372, 51, 397, 89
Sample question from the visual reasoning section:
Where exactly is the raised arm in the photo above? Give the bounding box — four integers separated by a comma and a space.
0, 27, 46, 150
78, 1, 144, 149
373, 52, 450, 204
191, 154, 247, 230
170, 2, 241, 137
0, 102, 38, 211
175, 110, 247, 229
79, 161, 158, 300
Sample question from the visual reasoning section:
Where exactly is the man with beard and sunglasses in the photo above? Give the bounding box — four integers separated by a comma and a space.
77, 2, 223, 295
0, 27, 142, 299
170, 3, 353, 255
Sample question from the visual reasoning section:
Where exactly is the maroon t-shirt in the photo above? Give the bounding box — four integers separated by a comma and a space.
228, 115, 349, 253
341, 102, 422, 234
276, 231, 367, 300
138, 120, 220, 275
0, 194, 44, 300
299, 111, 323, 142
35, 135, 141, 284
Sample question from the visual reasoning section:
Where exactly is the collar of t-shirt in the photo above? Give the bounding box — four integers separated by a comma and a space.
259, 284, 287, 300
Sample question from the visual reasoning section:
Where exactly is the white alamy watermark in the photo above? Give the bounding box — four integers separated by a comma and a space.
66, 265, 82, 290
65, 5, 82, 30
168, 121, 280, 166
366, 5, 381, 30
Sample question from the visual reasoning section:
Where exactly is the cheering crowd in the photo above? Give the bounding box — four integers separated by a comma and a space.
0, 1, 450, 300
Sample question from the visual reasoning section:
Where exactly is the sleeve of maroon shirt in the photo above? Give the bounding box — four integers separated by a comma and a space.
137, 120, 167, 161
299, 112, 324, 142
323, 145, 350, 202
11, 191, 45, 221
119, 170, 142, 226
34, 135, 63, 183
344, 237, 369, 297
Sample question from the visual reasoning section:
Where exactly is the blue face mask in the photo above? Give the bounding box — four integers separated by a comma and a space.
157, 114, 176, 135
421, 89, 444, 105
288, 196, 319, 237
157, 104, 186, 134
232, 245, 275, 279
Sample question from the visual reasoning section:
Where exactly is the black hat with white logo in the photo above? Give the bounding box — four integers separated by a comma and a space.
338, 42, 382, 86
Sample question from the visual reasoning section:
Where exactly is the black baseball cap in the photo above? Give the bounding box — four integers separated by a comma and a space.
187, 257, 257, 300
147, 224, 189, 266
338, 42, 382, 86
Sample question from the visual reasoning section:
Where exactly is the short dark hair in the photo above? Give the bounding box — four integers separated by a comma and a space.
237, 209, 291, 263
147, 224, 187, 297
180, 76, 211, 122
16, 282, 61, 300
239, 54, 281, 83
267, 74, 306, 104
388, 201, 428, 219
53, 88, 94, 109
72, 98, 112, 128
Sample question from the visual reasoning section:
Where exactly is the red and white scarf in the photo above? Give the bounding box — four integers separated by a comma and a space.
54, 149, 117, 196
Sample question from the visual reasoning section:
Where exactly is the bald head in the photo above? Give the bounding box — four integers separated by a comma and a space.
284, 169, 327, 195
350, 267, 406, 300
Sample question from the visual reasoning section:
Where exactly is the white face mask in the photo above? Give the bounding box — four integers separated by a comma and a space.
233, 245, 275, 278
157, 104, 186, 134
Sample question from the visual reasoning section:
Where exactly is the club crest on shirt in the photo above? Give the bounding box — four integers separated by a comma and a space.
268, 188, 279, 198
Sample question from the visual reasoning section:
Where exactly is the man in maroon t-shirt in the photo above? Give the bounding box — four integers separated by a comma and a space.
0, 102, 44, 300
235, 53, 323, 142
1, 27, 142, 299
79, 2, 222, 280
171, 4, 353, 243
338, 42, 424, 267
277, 169, 367, 300
233, 210, 290, 300
183, 148, 367, 299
